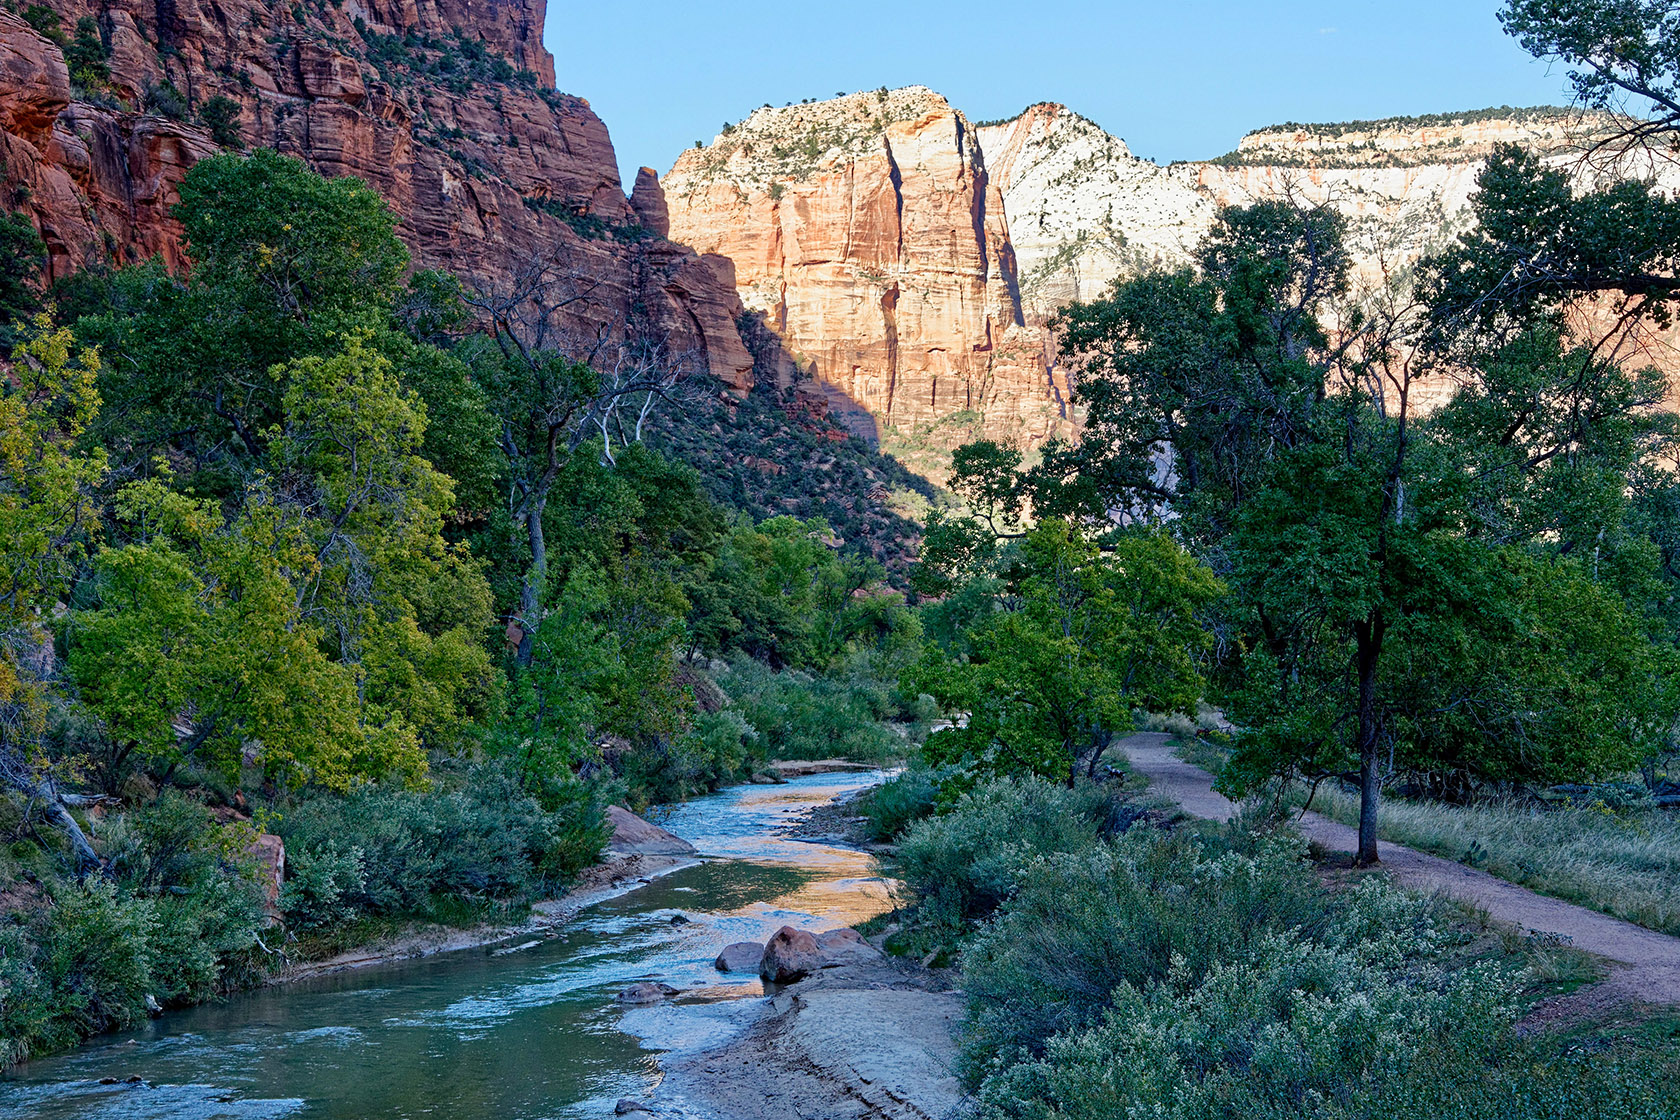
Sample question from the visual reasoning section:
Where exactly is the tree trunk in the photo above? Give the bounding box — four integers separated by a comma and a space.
1, 763, 102, 874
1353, 614, 1385, 866
516, 497, 548, 667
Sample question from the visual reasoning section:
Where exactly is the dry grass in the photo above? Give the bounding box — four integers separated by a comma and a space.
1305, 784, 1680, 936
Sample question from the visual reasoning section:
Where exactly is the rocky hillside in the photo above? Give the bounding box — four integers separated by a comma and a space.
658, 94, 1647, 467
976, 103, 1617, 321
0, 0, 751, 387
660, 88, 1073, 457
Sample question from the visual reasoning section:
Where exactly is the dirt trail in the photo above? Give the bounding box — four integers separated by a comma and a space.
1119, 732, 1680, 1006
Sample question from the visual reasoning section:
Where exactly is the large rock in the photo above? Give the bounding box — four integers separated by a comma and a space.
605, 806, 698, 858
663, 87, 1073, 459
0, 13, 67, 148
813, 927, 882, 966
713, 941, 763, 973
247, 833, 285, 923
759, 926, 825, 984
757, 925, 882, 984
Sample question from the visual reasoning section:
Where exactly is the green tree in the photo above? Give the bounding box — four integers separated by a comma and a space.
70, 477, 389, 790
983, 192, 1678, 862
271, 334, 499, 750
914, 522, 1221, 785
0, 212, 46, 344
78, 150, 408, 475
0, 320, 107, 866
1501, 0, 1680, 154
693, 515, 878, 669
73, 335, 498, 789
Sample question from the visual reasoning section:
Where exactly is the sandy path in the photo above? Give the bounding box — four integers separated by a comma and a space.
1119, 731, 1680, 1006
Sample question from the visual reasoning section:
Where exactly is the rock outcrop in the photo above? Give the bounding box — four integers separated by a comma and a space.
0, 0, 752, 389
662, 88, 1072, 451
604, 805, 697, 859
978, 103, 1680, 408
757, 925, 882, 984
975, 104, 1618, 322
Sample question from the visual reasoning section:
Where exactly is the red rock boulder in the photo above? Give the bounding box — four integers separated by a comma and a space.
758, 925, 824, 984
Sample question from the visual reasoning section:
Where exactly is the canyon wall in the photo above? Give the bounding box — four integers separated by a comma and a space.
0, 0, 752, 388
660, 88, 1071, 451
977, 104, 1622, 320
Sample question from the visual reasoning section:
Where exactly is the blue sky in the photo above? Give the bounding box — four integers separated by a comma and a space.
544, 1, 1576, 188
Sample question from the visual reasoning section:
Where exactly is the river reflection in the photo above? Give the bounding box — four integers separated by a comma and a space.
0, 771, 894, 1120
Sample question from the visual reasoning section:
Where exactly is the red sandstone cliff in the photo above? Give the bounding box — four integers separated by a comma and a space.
0, 0, 751, 388
660, 88, 1072, 453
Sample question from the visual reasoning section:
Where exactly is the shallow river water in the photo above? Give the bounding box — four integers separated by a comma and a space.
0, 771, 894, 1120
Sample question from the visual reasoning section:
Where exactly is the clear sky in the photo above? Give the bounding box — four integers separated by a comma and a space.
543, 0, 1576, 188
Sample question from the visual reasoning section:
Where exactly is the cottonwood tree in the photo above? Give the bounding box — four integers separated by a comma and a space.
910, 521, 1220, 786
0, 321, 106, 868
963, 192, 1677, 863
73, 151, 499, 511
72, 336, 498, 790
1501, 0, 1680, 163
461, 259, 700, 663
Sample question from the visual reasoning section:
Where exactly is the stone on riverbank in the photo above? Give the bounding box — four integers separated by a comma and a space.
715, 941, 764, 972
617, 981, 680, 1004
758, 926, 882, 983
605, 806, 698, 858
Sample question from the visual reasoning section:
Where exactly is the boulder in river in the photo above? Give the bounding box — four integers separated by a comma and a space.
759, 926, 884, 983
760, 926, 825, 984
617, 981, 680, 1004
605, 806, 698, 858
814, 927, 881, 966
714, 941, 764, 972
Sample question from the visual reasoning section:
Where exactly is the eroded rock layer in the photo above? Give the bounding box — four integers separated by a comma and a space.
0, 0, 752, 388
661, 88, 1072, 449
979, 102, 1680, 407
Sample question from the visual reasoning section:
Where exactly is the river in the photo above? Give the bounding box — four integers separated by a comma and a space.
0, 771, 894, 1119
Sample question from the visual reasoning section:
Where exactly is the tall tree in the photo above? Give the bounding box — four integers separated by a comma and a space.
989, 191, 1677, 862
911, 522, 1220, 785
0, 320, 107, 867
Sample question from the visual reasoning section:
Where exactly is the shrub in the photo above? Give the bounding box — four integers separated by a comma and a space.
620, 709, 762, 805
199, 95, 243, 147
143, 80, 187, 120
721, 656, 903, 762
99, 791, 266, 1003
971, 926, 1527, 1120
958, 832, 1412, 1071
277, 761, 607, 929
30, 880, 154, 1050
895, 776, 1122, 929
858, 759, 948, 840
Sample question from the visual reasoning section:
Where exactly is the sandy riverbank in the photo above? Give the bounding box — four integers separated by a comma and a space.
641, 955, 965, 1120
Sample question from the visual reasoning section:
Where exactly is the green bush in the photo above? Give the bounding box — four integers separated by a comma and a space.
277, 761, 606, 929
0, 790, 272, 1065
620, 709, 763, 805
958, 831, 1410, 1073
972, 920, 1680, 1118
895, 777, 1124, 929
721, 656, 904, 762
858, 759, 948, 840
100, 791, 266, 1003
198, 95, 243, 147
142, 80, 187, 120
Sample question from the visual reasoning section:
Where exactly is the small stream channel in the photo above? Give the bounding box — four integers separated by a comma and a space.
0, 771, 894, 1120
